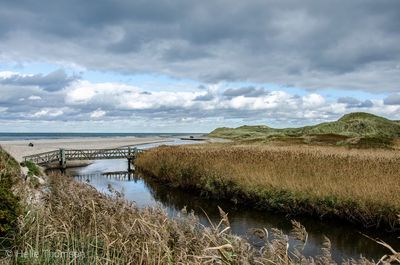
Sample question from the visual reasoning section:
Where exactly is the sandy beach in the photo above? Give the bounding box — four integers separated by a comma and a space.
0, 136, 171, 162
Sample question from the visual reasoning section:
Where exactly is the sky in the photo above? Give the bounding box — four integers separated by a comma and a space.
0, 0, 399, 133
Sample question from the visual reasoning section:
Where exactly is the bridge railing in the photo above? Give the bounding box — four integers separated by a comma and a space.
23, 150, 60, 165
23, 147, 145, 165
63, 148, 135, 160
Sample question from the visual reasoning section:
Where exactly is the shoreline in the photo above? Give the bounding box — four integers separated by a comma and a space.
0, 136, 173, 162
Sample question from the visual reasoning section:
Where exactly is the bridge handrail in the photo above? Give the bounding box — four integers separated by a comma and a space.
64, 147, 134, 151
23, 150, 59, 161
23, 147, 145, 163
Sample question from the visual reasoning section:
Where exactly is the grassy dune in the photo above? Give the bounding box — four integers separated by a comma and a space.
136, 143, 400, 231
209, 112, 400, 148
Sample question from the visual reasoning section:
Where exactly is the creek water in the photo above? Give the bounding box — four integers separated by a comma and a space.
65, 139, 399, 263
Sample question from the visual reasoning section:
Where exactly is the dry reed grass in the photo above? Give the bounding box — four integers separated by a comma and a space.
135, 143, 400, 231
3, 174, 394, 264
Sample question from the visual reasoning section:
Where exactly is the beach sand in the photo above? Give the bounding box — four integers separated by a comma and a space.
0, 136, 171, 162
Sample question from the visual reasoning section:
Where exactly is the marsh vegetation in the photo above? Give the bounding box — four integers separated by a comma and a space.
136, 143, 400, 232
7, 174, 400, 264
1, 144, 399, 263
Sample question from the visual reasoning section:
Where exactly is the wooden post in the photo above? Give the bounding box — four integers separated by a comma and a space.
127, 147, 132, 172
128, 158, 132, 172
59, 148, 66, 173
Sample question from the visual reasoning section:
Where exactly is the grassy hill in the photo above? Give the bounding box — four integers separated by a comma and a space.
209, 112, 400, 147
299, 112, 400, 137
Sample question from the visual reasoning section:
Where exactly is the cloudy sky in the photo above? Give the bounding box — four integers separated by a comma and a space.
1, 0, 399, 132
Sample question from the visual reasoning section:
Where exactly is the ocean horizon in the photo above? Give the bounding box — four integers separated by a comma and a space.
0, 132, 203, 141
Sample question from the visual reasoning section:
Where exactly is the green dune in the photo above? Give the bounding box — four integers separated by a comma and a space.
209, 112, 400, 147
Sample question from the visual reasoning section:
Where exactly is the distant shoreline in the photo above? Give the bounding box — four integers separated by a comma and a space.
0, 132, 202, 142
0, 136, 173, 162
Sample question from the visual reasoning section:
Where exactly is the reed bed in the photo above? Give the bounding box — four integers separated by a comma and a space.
135, 143, 400, 231
0, 147, 398, 264
3, 174, 387, 264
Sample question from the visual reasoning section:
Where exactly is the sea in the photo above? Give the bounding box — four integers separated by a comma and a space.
0, 132, 199, 141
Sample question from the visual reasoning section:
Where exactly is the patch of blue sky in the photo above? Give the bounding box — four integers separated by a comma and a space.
3, 62, 79, 82
220, 80, 389, 102
0, 61, 77, 76
317, 89, 387, 101
82, 70, 202, 92
219, 81, 309, 96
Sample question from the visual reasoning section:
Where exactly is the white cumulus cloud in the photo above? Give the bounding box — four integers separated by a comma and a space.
32, 109, 63, 117
28, 95, 42, 100
90, 109, 106, 119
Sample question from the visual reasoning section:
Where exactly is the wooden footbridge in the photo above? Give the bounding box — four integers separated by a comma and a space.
23, 147, 143, 170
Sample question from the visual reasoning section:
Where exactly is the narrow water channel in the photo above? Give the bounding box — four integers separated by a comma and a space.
64, 140, 398, 262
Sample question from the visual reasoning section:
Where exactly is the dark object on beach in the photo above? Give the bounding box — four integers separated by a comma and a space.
28, 142, 34, 147
180, 136, 207, 141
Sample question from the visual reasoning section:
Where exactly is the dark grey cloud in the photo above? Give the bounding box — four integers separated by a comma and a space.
383, 94, 400, 105
223, 87, 269, 98
162, 46, 211, 62
0, 69, 78, 91
0, 83, 67, 120
193, 92, 214, 101
337, 97, 374, 108
1, 1, 400, 93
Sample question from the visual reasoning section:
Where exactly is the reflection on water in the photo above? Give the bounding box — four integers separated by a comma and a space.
66, 139, 399, 262
142, 176, 400, 261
